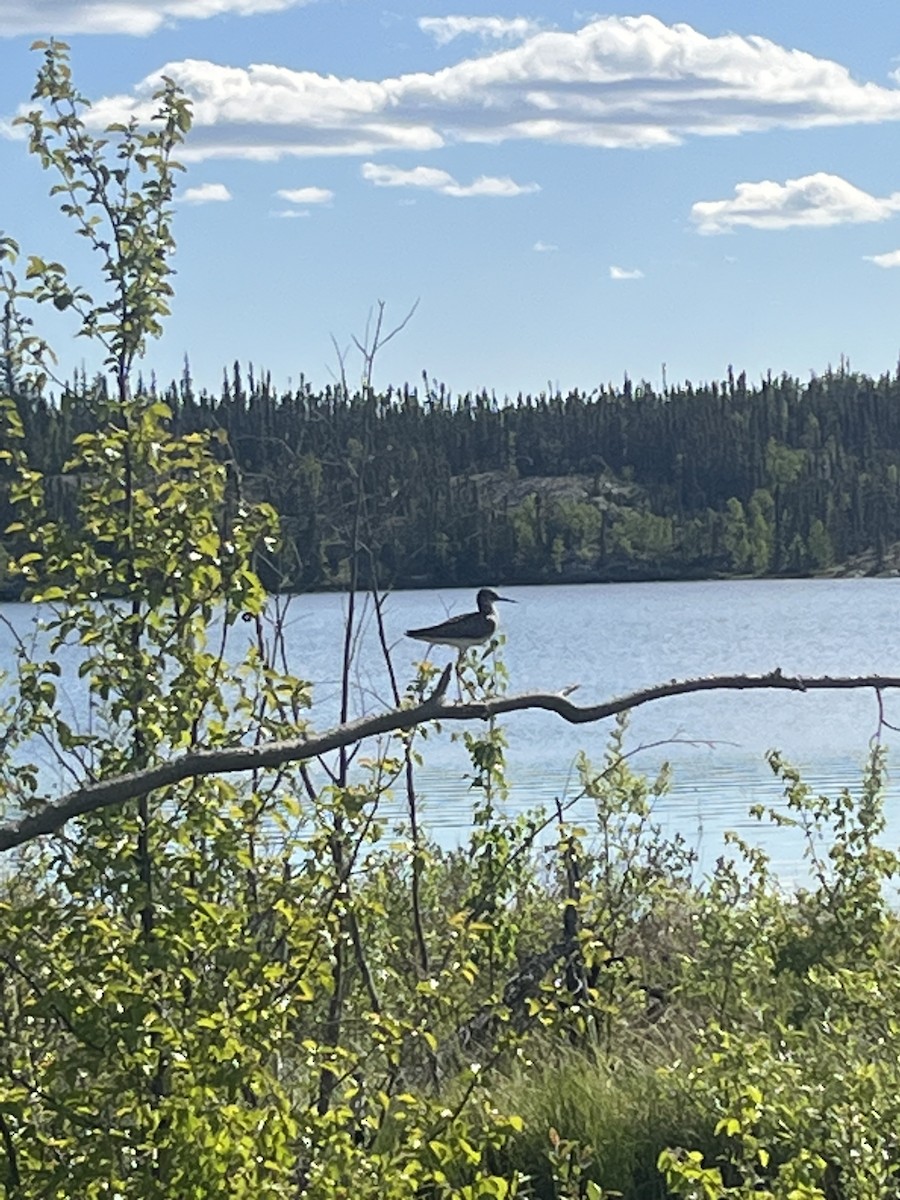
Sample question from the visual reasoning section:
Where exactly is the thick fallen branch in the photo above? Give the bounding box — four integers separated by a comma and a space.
2, 666, 899, 853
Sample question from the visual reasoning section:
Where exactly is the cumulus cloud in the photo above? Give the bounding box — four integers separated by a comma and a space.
361, 162, 539, 197
609, 265, 644, 280
275, 186, 333, 204
533, 240, 558, 252
864, 250, 900, 268
26, 16, 900, 163
418, 16, 543, 46
82, 58, 444, 161
0, 0, 314, 37
692, 172, 900, 233
180, 182, 232, 204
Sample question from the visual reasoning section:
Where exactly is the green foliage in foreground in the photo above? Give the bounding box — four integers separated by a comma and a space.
3, 40, 900, 1200
3, 676, 900, 1200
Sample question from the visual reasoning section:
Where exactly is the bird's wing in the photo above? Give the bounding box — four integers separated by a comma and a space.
406, 610, 472, 639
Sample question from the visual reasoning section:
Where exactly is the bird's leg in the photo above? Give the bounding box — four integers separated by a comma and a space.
454, 650, 465, 700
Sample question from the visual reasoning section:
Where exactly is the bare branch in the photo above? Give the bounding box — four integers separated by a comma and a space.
2, 667, 899, 853
349, 297, 420, 391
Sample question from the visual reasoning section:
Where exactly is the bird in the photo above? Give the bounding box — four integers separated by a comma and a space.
405, 588, 516, 661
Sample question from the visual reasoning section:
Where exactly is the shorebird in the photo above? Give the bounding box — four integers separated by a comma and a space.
406, 588, 516, 662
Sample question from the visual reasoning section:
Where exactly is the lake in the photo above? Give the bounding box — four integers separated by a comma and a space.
257, 578, 900, 881
4, 577, 900, 880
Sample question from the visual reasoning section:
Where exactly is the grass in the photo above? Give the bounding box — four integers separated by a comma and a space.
484, 1039, 718, 1199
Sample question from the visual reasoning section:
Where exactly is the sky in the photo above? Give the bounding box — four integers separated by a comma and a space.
3, 2, 900, 400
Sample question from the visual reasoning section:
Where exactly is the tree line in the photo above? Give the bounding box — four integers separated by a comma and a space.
5, 356, 900, 592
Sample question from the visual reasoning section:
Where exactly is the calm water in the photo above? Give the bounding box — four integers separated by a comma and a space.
252, 578, 900, 881
4, 578, 900, 880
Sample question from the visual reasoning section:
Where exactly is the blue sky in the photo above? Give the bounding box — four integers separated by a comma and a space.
4, 2, 900, 399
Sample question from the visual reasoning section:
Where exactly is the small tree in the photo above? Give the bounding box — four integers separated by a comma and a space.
0, 42, 319, 1196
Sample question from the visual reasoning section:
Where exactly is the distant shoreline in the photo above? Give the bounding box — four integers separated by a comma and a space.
2, 558, 898, 605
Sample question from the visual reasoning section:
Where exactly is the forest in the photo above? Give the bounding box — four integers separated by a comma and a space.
5, 349, 900, 594
4, 38, 900, 1200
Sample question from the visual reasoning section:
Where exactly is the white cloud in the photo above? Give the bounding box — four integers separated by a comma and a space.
692, 172, 900, 234
362, 164, 454, 190
0, 0, 314, 37
270, 208, 311, 218
418, 16, 542, 46
83, 59, 444, 161
361, 162, 539, 197
533, 240, 558, 252
180, 181, 232, 204
275, 186, 333, 204
609, 265, 643, 280
40, 16, 900, 163
864, 249, 900, 268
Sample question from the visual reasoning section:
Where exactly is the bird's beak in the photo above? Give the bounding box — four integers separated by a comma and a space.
496, 596, 516, 603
